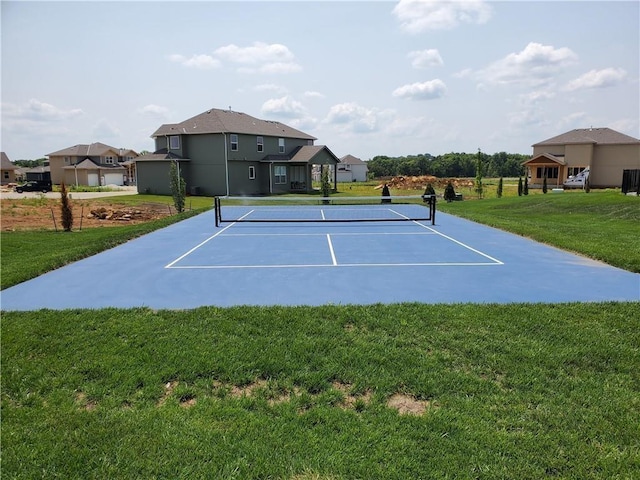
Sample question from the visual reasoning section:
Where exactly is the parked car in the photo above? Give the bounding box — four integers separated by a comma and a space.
14, 181, 53, 193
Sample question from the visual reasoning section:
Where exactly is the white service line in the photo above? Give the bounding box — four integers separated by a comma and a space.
326, 234, 338, 266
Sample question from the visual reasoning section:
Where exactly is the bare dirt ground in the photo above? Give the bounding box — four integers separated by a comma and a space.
1, 197, 173, 231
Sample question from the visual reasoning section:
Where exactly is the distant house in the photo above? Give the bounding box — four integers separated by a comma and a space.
524, 128, 640, 188
136, 108, 340, 196
46, 143, 138, 187
1, 152, 18, 185
25, 165, 51, 183
337, 154, 368, 182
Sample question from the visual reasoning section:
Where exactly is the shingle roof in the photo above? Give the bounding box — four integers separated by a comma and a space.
47, 142, 120, 157
136, 152, 189, 162
533, 128, 640, 146
261, 145, 338, 164
1, 152, 17, 170
340, 154, 365, 165
151, 108, 317, 141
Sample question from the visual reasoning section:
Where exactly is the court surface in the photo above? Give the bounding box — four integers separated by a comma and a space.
2, 206, 638, 310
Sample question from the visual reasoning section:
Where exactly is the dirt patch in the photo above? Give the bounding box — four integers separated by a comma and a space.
377, 175, 474, 190
75, 391, 97, 411
386, 393, 436, 416
1, 198, 173, 231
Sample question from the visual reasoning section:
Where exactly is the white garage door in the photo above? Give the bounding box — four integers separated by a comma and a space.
88, 173, 99, 186
104, 173, 124, 186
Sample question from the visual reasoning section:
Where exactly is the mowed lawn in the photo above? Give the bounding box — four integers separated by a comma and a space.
2, 189, 639, 478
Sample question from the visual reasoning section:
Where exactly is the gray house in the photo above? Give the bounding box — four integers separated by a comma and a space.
136, 108, 340, 196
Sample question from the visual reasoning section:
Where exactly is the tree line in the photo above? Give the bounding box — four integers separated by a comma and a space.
367, 152, 528, 178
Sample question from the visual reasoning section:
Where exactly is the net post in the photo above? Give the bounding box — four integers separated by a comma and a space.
214, 197, 221, 227
431, 195, 436, 225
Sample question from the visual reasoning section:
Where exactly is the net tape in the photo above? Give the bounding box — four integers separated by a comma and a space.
215, 195, 436, 226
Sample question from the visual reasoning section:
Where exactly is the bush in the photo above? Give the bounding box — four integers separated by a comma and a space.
444, 181, 456, 202
60, 183, 73, 232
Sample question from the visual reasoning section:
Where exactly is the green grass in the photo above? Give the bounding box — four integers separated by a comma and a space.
2, 190, 639, 478
2, 303, 639, 479
437, 189, 640, 273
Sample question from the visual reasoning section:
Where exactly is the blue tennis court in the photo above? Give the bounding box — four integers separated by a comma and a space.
1, 203, 638, 310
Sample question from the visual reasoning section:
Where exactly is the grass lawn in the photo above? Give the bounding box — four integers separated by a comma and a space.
1, 188, 639, 478
3, 303, 639, 478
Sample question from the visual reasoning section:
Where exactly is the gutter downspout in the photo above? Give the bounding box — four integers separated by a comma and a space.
269, 162, 273, 194
223, 133, 230, 196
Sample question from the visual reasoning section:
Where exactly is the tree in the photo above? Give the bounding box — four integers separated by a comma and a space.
321, 165, 331, 204
381, 184, 391, 204
524, 176, 529, 195
169, 160, 186, 213
60, 182, 73, 232
474, 149, 484, 199
517, 177, 523, 196
496, 177, 503, 198
444, 181, 456, 202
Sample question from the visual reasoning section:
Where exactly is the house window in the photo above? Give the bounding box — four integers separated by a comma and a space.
274, 165, 286, 184
537, 167, 559, 179
169, 135, 180, 150
249, 166, 256, 180
3, 171, 8, 180
231, 134, 238, 151
257, 136, 263, 152
64, 156, 71, 165
568, 166, 586, 177
104, 156, 115, 164
278, 138, 285, 153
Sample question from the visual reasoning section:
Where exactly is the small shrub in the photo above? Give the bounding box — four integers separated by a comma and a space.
444, 181, 456, 202
60, 183, 73, 232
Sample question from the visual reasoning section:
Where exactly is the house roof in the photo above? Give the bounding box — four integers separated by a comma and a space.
261, 145, 339, 164
533, 128, 640, 147
1, 152, 17, 170
522, 153, 567, 166
340, 154, 366, 165
152, 108, 317, 141
47, 143, 138, 157
135, 151, 190, 162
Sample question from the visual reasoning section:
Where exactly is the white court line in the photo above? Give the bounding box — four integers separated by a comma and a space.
164, 210, 254, 268
412, 221, 504, 265
327, 234, 338, 266
220, 231, 437, 237
168, 262, 501, 269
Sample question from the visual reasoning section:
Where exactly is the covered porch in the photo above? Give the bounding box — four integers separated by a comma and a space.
262, 145, 339, 194
522, 153, 566, 187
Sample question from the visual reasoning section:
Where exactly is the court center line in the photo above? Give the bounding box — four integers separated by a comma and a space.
327, 234, 338, 266
168, 262, 502, 269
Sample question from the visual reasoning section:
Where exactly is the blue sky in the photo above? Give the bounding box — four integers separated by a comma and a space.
2, 1, 638, 161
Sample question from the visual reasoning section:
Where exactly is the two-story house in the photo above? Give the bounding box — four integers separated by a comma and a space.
523, 128, 640, 188
337, 154, 369, 182
135, 108, 340, 196
47, 143, 139, 187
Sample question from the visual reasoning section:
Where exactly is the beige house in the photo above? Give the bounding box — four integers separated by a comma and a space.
47, 143, 138, 187
1, 152, 18, 185
523, 128, 640, 188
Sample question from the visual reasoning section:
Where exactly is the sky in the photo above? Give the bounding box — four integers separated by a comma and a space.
1, 0, 638, 161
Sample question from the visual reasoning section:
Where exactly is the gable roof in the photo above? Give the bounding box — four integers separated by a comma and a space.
340, 154, 365, 165
1, 152, 17, 170
261, 145, 339, 164
533, 128, 640, 147
522, 153, 566, 166
47, 142, 121, 157
152, 108, 317, 141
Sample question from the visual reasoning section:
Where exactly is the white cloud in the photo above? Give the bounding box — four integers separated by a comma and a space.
253, 83, 288, 94
214, 42, 302, 74
478, 42, 578, 87
325, 102, 383, 133
408, 49, 443, 68
303, 91, 325, 99
2, 98, 83, 121
138, 104, 169, 117
393, 0, 492, 33
565, 68, 627, 91
392, 79, 447, 100
168, 53, 220, 69
261, 96, 307, 118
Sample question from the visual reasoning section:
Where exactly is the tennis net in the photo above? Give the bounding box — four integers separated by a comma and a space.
214, 195, 436, 227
